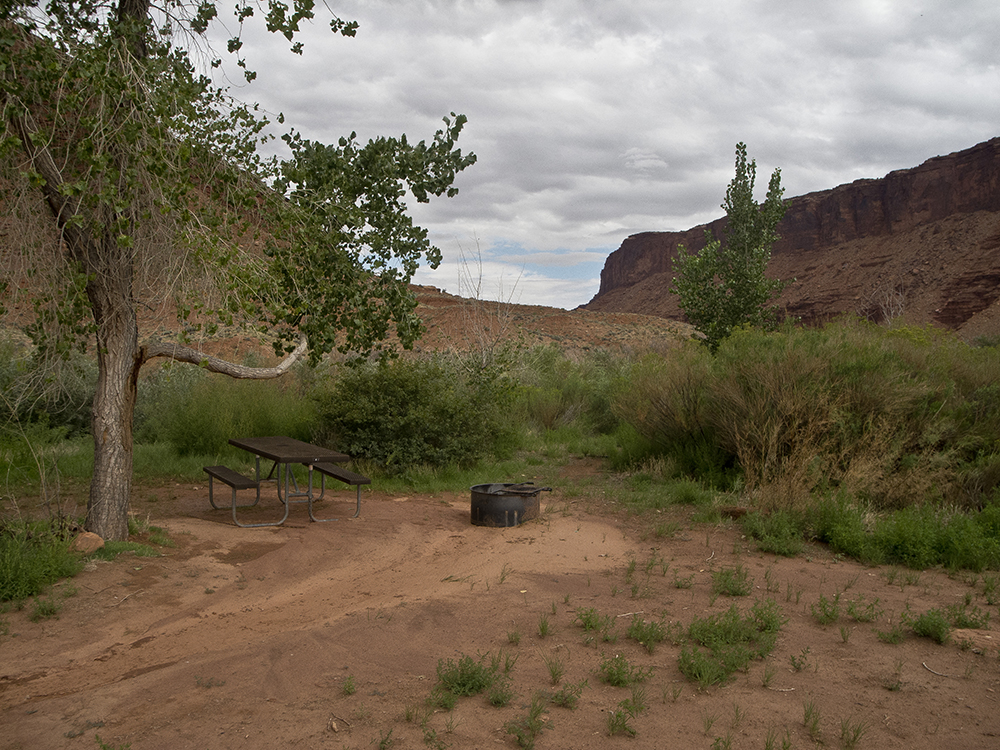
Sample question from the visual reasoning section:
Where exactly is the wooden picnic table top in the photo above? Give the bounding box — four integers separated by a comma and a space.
229, 436, 349, 465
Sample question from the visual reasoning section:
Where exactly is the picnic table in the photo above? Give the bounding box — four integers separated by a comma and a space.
203, 436, 369, 527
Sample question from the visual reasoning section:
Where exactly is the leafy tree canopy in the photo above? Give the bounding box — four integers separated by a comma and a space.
671, 143, 788, 353
0, 0, 475, 539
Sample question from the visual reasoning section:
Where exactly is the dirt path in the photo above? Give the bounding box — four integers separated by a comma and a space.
2, 476, 999, 749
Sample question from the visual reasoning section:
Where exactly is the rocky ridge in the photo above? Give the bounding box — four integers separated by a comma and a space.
584, 137, 1000, 340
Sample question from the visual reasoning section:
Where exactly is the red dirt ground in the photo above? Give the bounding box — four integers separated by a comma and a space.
2, 460, 999, 750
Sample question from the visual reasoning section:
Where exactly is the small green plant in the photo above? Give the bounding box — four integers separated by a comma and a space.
435, 653, 497, 697
789, 647, 811, 673
982, 574, 999, 605
883, 658, 904, 691
741, 510, 805, 556
504, 693, 549, 749
674, 572, 695, 589
846, 594, 882, 623
803, 700, 822, 742
376, 727, 395, 750
875, 620, 906, 645
764, 728, 794, 750
679, 599, 786, 687
551, 678, 587, 709
342, 674, 356, 696
627, 615, 667, 654
498, 562, 512, 584
811, 592, 841, 625
487, 677, 515, 707
94, 736, 131, 750
574, 607, 603, 631
498, 649, 518, 675
443, 714, 461, 734
840, 625, 852, 643
785, 583, 802, 604
908, 608, 951, 644
761, 662, 777, 688
426, 685, 457, 711
731, 701, 747, 730
840, 715, 869, 749
712, 564, 753, 597
195, 676, 226, 688
29, 595, 61, 622
537, 612, 551, 637
624, 557, 637, 583
507, 628, 521, 646
606, 706, 637, 738
422, 727, 446, 750
404, 703, 426, 723
597, 653, 652, 687
946, 600, 990, 629
543, 653, 564, 685
703, 711, 719, 735
608, 685, 646, 737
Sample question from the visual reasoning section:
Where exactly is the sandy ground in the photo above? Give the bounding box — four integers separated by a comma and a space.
2, 466, 1000, 750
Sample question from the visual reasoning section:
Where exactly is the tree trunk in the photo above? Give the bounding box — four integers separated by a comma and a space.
85, 229, 142, 542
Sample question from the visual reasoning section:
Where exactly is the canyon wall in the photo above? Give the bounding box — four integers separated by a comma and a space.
585, 138, 1000, 338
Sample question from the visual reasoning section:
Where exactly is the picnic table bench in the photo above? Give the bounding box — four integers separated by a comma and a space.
202, 436, 370, 527
312, 462, 371, 518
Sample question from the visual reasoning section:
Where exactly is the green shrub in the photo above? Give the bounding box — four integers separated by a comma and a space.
680, 599, 785, 687
516, 346, 625, 435
151, 367, 315, 457
435, 653, 498, 696
627, 615, 667, 654
907, 608, 951, 644
809, 496, 1000, 572
615, 318, 1000, 511
596, 653, 652, 687
0, 521, 83, 602
312, 356, 517, 471
711, 564, 753, 597
614, 347, 737, 487
741, 510, 804, 556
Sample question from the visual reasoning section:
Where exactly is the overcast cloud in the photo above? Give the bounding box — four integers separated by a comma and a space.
217, 0, 1000, 309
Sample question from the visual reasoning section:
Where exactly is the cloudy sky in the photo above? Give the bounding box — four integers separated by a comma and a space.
218, 0, 999, 309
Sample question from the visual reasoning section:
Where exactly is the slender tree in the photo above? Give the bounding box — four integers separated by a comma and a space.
671, 143, 788, 352
0, 1, 475, 539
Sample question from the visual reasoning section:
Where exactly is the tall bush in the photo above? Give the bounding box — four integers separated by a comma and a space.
145, 367, 316, 457
613, 344, 736, 487
0, 335, 96, 436
517, 346, 625, 434
312, 355, 517, 471
615, 318, 1000, 510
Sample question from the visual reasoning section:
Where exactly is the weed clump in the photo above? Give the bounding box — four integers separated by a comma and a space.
711, 564, 753, 597
679, 599, 786, 688
0, 520, 83, 602
597, 653, 652, 687
434, 653, 498, 697
504, 693, 549, 749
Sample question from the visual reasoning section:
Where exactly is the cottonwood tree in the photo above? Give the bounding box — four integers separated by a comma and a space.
671, 143, 788, 352
0, 1, 475, 540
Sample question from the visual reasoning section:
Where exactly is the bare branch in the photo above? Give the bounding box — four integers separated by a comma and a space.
142, 335, 307, 379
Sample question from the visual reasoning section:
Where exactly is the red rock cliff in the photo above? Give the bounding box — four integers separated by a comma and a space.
585, 137, 1000, 337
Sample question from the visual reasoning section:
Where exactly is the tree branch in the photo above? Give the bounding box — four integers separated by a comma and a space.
141, 335, 308, 379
